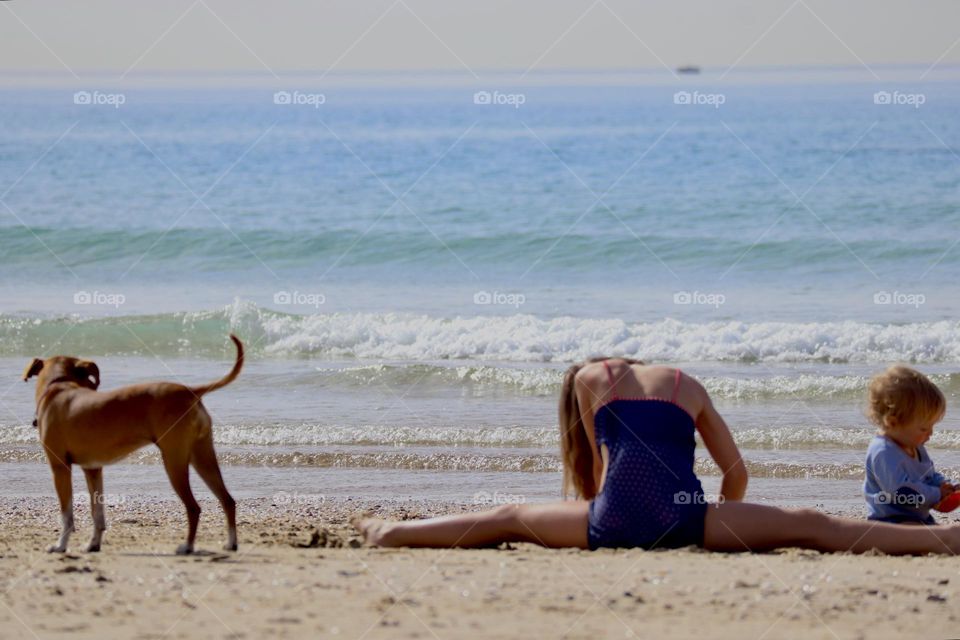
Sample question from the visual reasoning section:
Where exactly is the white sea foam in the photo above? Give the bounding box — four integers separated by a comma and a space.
258, 311, 960, 364
5, 304, 960, 364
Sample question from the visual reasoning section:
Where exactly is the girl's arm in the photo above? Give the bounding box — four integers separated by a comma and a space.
692, 378, 748, 501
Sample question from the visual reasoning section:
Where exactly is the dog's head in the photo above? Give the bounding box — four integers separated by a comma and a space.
23, 356, 100, 399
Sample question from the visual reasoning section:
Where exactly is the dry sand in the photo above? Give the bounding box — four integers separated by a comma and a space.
1, 496, 958, 639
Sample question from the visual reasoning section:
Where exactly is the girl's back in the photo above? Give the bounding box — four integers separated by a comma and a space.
585, 359, 707, 549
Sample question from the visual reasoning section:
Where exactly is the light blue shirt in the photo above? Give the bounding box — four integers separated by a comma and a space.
863, 435, 946, 522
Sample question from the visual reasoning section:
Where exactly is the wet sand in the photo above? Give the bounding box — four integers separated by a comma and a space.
1, 496, 957, 639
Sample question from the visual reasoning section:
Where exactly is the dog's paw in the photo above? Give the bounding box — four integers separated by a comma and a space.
47, 545, 67, 553
175, 544, 194, 556
223, 542, 238, 552
85, 543, 101, 553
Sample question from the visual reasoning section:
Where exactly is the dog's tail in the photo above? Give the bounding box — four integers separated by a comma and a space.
192, 334, 244, 396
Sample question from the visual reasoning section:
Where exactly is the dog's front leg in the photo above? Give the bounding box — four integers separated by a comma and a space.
83, 467, 106, 552
49, 462, 74, 553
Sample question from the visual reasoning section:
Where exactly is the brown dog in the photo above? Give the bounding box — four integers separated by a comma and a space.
23, 335, 243, 555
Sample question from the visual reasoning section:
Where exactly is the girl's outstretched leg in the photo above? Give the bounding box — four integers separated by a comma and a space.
704, 501, 960, 555
354, 501, 590, 549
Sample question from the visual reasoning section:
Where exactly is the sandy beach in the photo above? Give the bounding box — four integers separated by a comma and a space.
1, 496, 958, 640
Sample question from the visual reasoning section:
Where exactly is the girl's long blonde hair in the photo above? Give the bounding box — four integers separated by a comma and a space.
558, 356, 644, 500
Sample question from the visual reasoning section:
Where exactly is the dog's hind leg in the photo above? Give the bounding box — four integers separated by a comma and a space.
48, 461, 74, 553
83, 467, 106, 552
191, 434, 237, 551
161, 449, 200, 555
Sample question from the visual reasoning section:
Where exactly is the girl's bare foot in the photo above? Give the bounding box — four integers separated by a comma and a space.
351, 516, 397, 547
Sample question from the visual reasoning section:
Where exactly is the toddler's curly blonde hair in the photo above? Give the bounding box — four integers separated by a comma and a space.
867, 365, 945, 431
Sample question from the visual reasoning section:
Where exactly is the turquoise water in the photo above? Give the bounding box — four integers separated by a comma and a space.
2, 69, 959, 507
2, 75, 959, 319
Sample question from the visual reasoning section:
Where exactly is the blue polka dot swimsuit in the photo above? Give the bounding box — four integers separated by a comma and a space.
587, 362, 708, 550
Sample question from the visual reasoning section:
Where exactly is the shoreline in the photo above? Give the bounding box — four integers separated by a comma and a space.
1, 497, 958, 639
0, 460, 877, 516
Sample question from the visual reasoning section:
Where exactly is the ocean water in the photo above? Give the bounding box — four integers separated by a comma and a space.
2, 67, 959, 511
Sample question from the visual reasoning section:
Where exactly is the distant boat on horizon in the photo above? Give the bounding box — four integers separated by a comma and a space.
676, 65, 701, 74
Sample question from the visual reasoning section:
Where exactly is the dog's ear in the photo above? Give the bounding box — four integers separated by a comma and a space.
74, 360, 100, 389
22, 358, 43, 382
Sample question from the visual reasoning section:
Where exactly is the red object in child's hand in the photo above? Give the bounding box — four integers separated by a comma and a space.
934, 491, 960, 513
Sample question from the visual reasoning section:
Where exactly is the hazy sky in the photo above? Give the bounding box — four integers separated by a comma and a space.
2, 0, 959, 75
